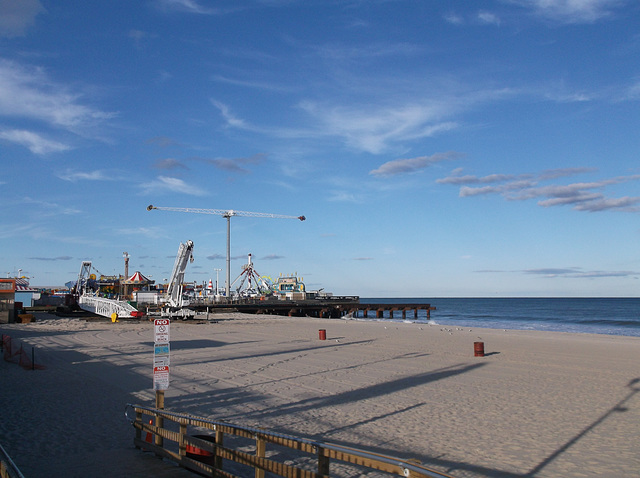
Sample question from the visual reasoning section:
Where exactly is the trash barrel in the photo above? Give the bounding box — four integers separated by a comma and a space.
474, 341, 485, 357
319, 329, 326, 340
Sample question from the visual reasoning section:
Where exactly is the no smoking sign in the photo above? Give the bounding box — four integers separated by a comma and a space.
154, 319, 170, 344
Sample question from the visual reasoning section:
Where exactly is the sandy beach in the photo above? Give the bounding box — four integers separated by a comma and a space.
1, 312, 639, 477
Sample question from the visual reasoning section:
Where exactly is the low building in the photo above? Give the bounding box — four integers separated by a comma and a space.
0, 279, 15, 323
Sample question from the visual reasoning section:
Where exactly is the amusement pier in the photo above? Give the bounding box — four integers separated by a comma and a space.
184, 297, 435, 320
3, 206, 435, 323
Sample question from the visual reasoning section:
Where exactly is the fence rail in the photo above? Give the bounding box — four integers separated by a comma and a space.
0, 444, 25, 478
125, 404, 454, 478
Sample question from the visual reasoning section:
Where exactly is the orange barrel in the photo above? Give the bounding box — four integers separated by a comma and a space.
474, 341, 485, 357
319, 329, 326, 340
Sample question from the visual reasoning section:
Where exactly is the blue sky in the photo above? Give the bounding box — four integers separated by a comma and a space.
1, 0, 639, 297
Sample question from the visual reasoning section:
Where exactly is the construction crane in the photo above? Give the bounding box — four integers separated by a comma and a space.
147, 205, 305, 298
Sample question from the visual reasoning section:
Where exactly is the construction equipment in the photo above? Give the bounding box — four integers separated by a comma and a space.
147, 205, 305, 298
165, 240, 195, 308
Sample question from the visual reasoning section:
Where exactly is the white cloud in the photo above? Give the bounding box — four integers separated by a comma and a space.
211, 99, 248, 129
0, 0, 44, 37
477, 11, 501, 25
22, 197, 81, 215
443, 12, 464, 25
115, 226, 166, 238
140, 176, 208, 196
0, 58, 115, 129
299, 101, 458, 154
0, 128, 70, 154
57, 169, 113, 182
515, 0, 626, 23
155, 0, 224, 14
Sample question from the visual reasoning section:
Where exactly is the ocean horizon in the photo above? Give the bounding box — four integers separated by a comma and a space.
358, 297, 640, 337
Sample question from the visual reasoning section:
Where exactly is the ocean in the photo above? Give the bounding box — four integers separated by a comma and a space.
359, 298, 640, 337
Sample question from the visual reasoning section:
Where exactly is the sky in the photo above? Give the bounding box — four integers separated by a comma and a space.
1, 0, 639, 297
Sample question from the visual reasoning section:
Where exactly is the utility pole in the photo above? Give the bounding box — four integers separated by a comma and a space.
123, 252, 129, 297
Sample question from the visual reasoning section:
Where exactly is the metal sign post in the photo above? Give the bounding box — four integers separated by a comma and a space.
153, 318, 170, 446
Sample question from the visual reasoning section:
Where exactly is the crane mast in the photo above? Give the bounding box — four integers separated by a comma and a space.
147, 205, 305, 298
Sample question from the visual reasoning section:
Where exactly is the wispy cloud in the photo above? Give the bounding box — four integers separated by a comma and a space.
57, 169, 114, 182
212, 87, 518, 155
0, 58, 115, 128
0, 128, 70, 154
0, 222, 51, 240
114, 226, 166, 238
29, 255, 73, 261
444, 9, 501, 26
212, 74, 294, 93
299, 101, 459, 154
477, 11, 501, 25
439, 167, 640, 212
146, 136, 180, 148
154, 158, 189, 170
140, 175, 208, 196
513, 0, 627, 24
477, 267, 638, 278
200, 153, 267, 174
22, 197, 81, 215
155, 0, 225, 15
370, 152, 464, 177
261, 254, 285, 260
211, 99, 248, 129
0, 0, 45, 37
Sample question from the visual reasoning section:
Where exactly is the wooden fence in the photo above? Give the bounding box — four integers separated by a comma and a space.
0, 444, 25, 478
125, 404, 454, 478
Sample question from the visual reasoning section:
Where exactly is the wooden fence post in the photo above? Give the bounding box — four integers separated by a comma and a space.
134, 410, 142, 446
214, 427, 224, 471
155, 390, 164, 448
317, 446, 330, 475
179, 421, 187, 458
255, 434, 266, 478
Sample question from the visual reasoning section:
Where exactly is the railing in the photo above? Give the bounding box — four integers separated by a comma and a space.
125, 404, 454, 478
0, 443, 25, 478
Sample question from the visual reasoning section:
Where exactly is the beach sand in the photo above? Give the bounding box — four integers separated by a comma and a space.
1, 312, 639, 477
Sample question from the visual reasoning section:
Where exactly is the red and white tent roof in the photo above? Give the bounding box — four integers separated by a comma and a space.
15, 278, 36, 292
125, 271, 150, 283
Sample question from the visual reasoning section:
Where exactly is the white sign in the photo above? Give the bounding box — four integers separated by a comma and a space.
153, 365, 170, 390
154, 319, 170, 344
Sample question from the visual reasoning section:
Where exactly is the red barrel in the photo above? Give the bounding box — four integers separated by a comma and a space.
474, 341, 484, 357
186, 434, 216, 465
319, 329, 326, 340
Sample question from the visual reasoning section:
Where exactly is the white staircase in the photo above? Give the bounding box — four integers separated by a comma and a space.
79, 294, 138, 319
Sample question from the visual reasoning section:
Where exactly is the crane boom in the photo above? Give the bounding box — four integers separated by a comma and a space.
166, 240, 194, 308
147, 205, 305, 221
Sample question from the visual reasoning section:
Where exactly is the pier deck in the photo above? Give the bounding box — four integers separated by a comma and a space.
191, 299, 435, 320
